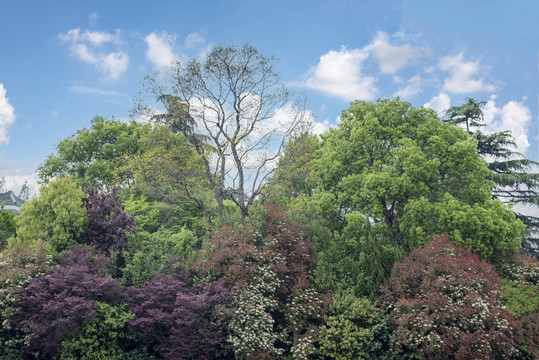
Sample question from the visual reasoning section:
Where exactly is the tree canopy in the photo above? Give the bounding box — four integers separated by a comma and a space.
136, 44, 309, 222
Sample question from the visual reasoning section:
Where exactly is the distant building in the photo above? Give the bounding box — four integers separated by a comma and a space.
0, 191, 25, 214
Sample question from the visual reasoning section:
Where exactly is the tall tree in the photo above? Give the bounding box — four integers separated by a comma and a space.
135, 44, 309, 222
312, 99, 523, 296
444, 98, 539, 254
37, 116, 152, 189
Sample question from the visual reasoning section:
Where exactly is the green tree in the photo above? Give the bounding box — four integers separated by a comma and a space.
267, 131, 320, 202
136, 44, 309, 222
38, 116, 152, 189
15, 176, 87, 251
0, 204, 16, 249
313, 99, 523, 294
444, 98, 539, 254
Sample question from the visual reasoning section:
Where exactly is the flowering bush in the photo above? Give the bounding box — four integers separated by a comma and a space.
0, 240, 52, 359
379, 234, 521, 359
198, 203, 328, 359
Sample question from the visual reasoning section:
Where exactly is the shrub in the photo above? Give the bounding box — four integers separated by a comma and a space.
379, 234, 521, 359
127, 273, 233, 360
10, 246, 123, 359
314, 293, 396, 360
0, 241, 52, 359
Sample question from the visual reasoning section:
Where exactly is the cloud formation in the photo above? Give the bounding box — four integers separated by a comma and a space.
58, 28, 129, 80
0, 84, 15, 144
304, 46, 377, 101
439, 53, 496, 93
423, 92, 451, 116
365, 32, 423, 74
145, 32, 179, 68
393, 75, 422, 99
483, 95, 532, 155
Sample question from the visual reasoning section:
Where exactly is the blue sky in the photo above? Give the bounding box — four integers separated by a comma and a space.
0, 0, 537, 195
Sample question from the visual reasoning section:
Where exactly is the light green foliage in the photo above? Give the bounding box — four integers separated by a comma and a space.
121, 228, 199, 286
58, 302, 152, 360
401, 194, 524, 258
38, 116, 152, 189
315, 293, 392, 360
499, 253, 539, 317
444, 98, 539, 254
15, 176, 87, 251
269, 132, 320, 202
120, 124, 214, 226
315, 99, 521, 257
501, 279, 539, 317
0, 205, 16, 250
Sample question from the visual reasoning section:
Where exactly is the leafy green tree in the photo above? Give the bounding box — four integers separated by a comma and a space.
313, 99, 523, 295
15, 176, 87, 252
120, 125, 213, 226
0, 205, 16, 249
268, 131, 320, 202
444, 98, 539, 254
38, 116, 152, 189
136, 44, 309, 222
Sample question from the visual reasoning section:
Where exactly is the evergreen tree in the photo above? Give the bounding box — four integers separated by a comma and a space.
444, 98, 539, 255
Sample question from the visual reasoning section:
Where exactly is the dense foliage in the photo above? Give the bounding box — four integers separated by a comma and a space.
1, 46, 534, 359
379, 235, 535, 359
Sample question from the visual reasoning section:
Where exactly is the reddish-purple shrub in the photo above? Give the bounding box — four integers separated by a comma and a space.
379, 234, 521, 359
82, 187, 135, 252
197, 203, 328, 359
127, 274, 233, 360
10, 246, 123, 359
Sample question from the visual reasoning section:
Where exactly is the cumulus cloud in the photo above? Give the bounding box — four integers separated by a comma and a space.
59, 28, 129, 80
304, 46, 377, 101
145, 32, 179, 68
0, 84, 15, 144
393, 75, 422, 99
439, 53, 496, 93
424, 92, 451, 116
483, 95, 532, 155
365, 31, 423, 74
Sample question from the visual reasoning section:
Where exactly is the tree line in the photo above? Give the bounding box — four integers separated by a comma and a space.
0, 43, 537, 359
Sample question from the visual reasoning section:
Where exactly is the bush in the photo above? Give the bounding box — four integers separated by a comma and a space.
314, 293, 396, 360
0, 241, 52, 358
10, 246, 122, 359
128, 273, 233, 360
379, 234, 521, 359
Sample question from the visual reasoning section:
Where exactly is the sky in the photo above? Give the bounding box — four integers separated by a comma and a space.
0, 0, 537, 196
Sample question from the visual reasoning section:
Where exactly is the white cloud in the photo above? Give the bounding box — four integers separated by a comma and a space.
304, 46, 377, 101
145, 32, 179, 68
89, 12, 99, 26
424, 92, 451, 116
0, 84, 15, 144
365, 31, 423, 74
483, 95, 532, 155
439, 53, 496, 93
312, 118, 330, 135
68, 85, 128, 104
59, 28, 128, 80
393, 75, 421, 99
185, 32, 205, 48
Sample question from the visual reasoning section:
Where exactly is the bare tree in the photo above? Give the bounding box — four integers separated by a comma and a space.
134, 44, 310, 222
